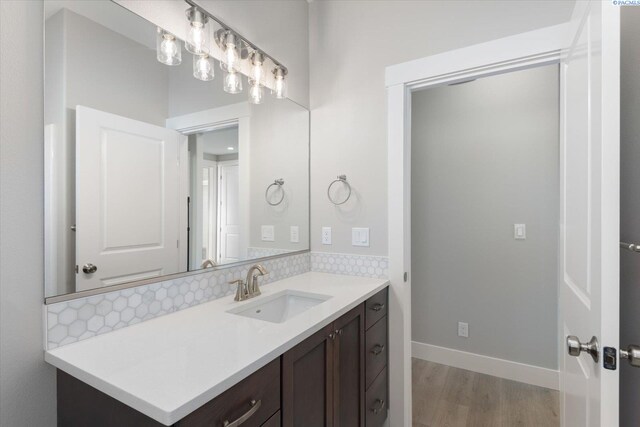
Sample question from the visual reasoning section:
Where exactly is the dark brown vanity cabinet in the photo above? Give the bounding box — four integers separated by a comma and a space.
57, 287, 389, 427
282, 304, 365, 427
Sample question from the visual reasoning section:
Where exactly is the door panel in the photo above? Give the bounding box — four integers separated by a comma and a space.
76, 106, 187, 291
334, 305, 365, 427
560, 1, 620, 426
218, 161, 240, 263
282, 324, 334, 427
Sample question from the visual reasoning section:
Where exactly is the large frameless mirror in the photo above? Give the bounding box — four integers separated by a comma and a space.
44, 0, 309, 300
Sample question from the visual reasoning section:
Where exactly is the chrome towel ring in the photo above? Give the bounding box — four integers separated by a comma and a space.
265, 179, 285, 206
327, 175, 351, 205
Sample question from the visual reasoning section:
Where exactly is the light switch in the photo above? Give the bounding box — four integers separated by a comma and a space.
261, 225, 275, 242
322, 227, 332, 245
352, 227, 370, 247
514, 224, 526, 240
290, 226, 299, 243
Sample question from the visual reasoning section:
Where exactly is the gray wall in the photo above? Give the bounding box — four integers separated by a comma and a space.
309, 0, 575, 256
620, 7, 640, 426
410, 65, 559, 369
0, 1, 57, 425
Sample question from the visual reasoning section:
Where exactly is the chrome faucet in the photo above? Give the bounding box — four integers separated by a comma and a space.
229, 264, 269, 302
246, 264, 268, 298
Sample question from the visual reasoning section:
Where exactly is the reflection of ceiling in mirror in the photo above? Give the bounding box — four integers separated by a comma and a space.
198, 126, 239, 155
44, 0, 156, 50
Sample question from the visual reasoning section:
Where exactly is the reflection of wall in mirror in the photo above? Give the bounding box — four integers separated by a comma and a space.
45, 9, 170, 295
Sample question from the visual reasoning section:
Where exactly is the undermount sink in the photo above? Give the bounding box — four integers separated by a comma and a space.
227, 290, 331, 323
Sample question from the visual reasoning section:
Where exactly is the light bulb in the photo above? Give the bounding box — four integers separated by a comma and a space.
161, 37, 177, 59
185, 7, 209, 55
156, 28, 181, 65
249, 83, 263, 104
223, 32, 239, 72
272, 66, 287, 99
249, 51, 264, 85
193, 54, 214, 81
224, 70, 242, 94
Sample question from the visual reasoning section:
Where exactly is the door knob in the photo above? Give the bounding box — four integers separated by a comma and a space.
567, 335, 599, 363
620, 344, 640, 368
82, 263, 98, 274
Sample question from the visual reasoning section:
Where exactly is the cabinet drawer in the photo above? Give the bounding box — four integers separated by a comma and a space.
365, 316, 387, 390
365, 368, 388, 427
177, 358, 280, 427
365, 288, 388, 330
262, 410, 281, 427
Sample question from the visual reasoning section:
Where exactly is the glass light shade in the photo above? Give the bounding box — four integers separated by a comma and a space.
193, 54, 214, 81
249, 51, 265, 86
248, 83, 264, 104
219, 32, 240, 72
185, 8, 209, 55
272, 67, 287, 99
156, 28, 181, 66
224, 70, 243, 94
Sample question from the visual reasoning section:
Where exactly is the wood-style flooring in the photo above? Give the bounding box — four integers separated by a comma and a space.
412, 358, 559, 427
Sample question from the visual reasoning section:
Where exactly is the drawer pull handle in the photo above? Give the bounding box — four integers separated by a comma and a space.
370, 303, 385, 312
371, 399, 386, 414
371, 344, 385, 356
222, 399, 261, 427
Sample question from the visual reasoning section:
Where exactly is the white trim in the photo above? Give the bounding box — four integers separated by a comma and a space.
166, 102, 250, 134
386, 24, 571, 427
385, 23, 570, 88
412, 341, 559, 391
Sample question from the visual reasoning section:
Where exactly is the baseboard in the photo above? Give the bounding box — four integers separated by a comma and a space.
412, 341, 559, 390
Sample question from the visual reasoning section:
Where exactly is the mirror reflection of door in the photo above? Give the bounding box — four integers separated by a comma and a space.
76, 106, 188, 291
189, 125, 240, 269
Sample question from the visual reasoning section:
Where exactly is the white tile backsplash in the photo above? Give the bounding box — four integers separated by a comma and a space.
45, 252, 310, 349
310, 252, 389, 279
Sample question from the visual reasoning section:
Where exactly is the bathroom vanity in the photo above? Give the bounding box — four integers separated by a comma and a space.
46, 273, 389, 426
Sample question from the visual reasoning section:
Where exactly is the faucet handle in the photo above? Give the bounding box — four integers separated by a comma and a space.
230, 279, 247, 301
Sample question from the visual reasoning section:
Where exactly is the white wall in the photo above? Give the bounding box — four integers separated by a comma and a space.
309, 0, 575, 256
249, 97, 310, 251
410, 65, 559, 369
620, 7, 640, 426
0, 1, 57, 425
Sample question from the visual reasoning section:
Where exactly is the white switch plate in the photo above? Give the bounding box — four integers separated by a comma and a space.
352, 227, 370, 247
514, 223, 526, 240
290, 226, 299, 243
261, 225, 275, 242
458, 322, 469, 338
322, 227, 332, 245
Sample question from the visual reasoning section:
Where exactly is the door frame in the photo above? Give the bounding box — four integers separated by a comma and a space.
167, 102, 251, 268
385, 23, 572, 426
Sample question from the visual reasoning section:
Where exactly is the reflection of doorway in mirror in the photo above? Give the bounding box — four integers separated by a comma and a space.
189, 125, 240, 270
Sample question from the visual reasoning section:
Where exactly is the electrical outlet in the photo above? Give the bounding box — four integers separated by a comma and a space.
261, 225, 275, 242
458, 322, 469, 338
322, 227, 332, 245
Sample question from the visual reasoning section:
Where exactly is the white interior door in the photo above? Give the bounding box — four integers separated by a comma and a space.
217, 161, 240, 263
560, 2, 620, 426
76, 106, 187, 291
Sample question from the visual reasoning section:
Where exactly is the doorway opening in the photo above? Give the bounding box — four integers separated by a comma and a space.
188, 124, 241, 270
410, 64, 560, 426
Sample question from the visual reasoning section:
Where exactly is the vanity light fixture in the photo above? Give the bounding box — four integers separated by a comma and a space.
156, 28, 181, 66
272, 66, 288, 99
185, 6, 210, 55
224, 69, 243, 94
193, 54, 214, 81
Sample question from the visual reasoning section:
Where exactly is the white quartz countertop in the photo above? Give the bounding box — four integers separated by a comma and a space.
45, 272, 389, 425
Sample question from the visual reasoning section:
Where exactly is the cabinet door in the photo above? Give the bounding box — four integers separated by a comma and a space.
333, 305, 365, 427
282, 323, 335, 427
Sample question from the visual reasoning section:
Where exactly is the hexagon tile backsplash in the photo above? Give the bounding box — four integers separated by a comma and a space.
45, 251, 389, 350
